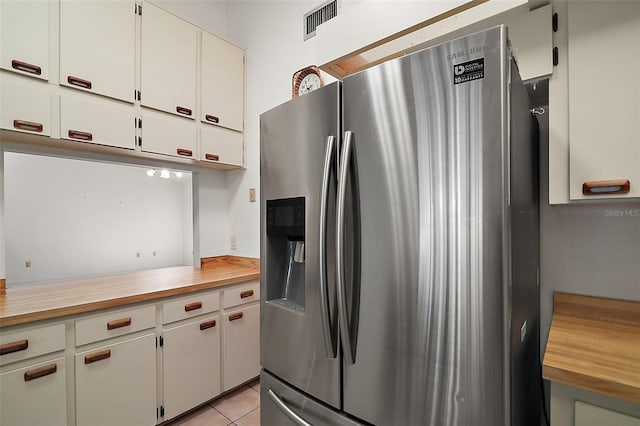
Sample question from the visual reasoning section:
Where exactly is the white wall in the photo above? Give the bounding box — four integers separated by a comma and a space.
225, 0, 338, 257
4, 153, 193, 284
196, 168, 231, 259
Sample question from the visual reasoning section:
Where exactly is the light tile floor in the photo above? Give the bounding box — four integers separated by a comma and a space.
168, 378, 260, 426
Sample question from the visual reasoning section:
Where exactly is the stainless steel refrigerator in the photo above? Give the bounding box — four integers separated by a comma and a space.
259, 26, 540, 426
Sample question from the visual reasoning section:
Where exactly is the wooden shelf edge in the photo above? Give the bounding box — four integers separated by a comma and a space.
554, 292, 640, 327
543, 363, 640, 405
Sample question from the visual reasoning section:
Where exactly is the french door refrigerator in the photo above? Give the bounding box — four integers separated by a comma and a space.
260, 26, 540, 426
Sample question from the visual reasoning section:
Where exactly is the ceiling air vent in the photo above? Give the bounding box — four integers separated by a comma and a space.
304, 0, 339, 41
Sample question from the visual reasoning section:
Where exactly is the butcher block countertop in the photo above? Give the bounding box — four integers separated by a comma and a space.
543, 292, 640, 404
0, 256, 259, 328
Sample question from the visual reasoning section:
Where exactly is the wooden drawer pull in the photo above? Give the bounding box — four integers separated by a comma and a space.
583, 179, 630, 195
176, 106, 192, 116
205, 153, 219, 161
229, 312, 243, 322
106, 317, 132, 330
240, 290, 254, 299
68, 130, 93, 141
12, 59, 42, 75
200, 319, 217, 330
185, 301, 203, 312
24, 364, 57, 382
13, 119, 43, 133
177, 148, 193, 157
0, 339, 29, 356
84, 349, 111, 364
205, 114, 219, 124
67, 75, 92, 89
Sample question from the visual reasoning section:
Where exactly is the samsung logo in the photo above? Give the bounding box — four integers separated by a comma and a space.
447, 45, 486, 61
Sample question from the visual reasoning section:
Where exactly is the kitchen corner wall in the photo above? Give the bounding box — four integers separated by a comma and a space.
225, 1, 339, 258
538, 112, 640, 355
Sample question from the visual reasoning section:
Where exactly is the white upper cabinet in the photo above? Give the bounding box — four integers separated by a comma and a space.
141, 1, 197, 119
0, 74, 52, 137
201, 125, 244, 167
201, 32, 244, 132
141, 110, 197, 159
59, 0, 136, 103
0, 0, 49, 80
567, 1, 640, 200
550, 1, 640, 202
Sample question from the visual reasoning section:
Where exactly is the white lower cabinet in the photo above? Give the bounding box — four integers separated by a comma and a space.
75, 333, 157, 426
163, 315, 221, 421
0, 357, 66, 426
201, 126, 244, 167
60, 94, 136, 149
223, 302, 260, 391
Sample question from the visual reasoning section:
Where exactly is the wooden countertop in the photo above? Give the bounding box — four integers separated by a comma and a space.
0, 256, 259, 328
543, 292, 640, 404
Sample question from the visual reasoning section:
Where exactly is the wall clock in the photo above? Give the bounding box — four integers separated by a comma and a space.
292, 66, 323, 98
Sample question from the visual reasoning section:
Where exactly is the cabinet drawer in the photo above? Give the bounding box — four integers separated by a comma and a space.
0, 323, 65, 366
223, 282, 260, 309
0, 357, 67, 426
162, 291, 219, 325
0, 75, 52, 136
75, 305, 155, 346
60, 94, 136, 150
201, 126, 244, 167
141, 111, 197, 159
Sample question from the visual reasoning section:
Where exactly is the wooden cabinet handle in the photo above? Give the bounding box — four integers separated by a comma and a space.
106, 317, 131, 330
205, 153, 220, 161
12, 59, 41, 75
229, 312, 243, 322
205, 114, 219, 124
24, 364, 57, 382
0, 339, 29, 356
185, 301, 203, 312
176, 106, 192, 116
240, 290, 254, 299
68, 130, 93, 141
13, 119, 43, 133
84, 349, 111, 364
200, 319, 217, 330
177, 148, 193, 157
67, 75, 92, 89
583, 179, 630, 195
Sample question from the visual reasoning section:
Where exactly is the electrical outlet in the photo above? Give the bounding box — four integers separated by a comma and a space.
153, 251, 157, 256
136, 252, 140, 258
249, 188, 256, 203
25, 260, 31, 268
230, 236, 237, 250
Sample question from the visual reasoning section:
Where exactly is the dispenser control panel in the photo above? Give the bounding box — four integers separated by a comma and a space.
266, 197, 305, 237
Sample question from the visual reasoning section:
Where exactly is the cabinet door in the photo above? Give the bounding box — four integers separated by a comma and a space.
141, 111, 197, 159
575, 401, 640, 426
201, 32, 244, 131
223, 303, 259, 391
0, 0, 49, 80
201, 126, 243, 167
61, 94, 136, 150
0, 357, 66, 426
60, 0, 136, 103
141, 1, 196, 119
75, 334, 156, 426
163, 316, 221, 420
0, 75, 52, 136
568, 1, 640, 200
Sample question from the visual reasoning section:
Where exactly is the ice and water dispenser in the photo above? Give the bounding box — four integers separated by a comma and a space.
265, 197, 305, 313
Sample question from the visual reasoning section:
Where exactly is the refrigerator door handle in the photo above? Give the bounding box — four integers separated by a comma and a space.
268, 389, 313, 426
336, 130, 355, 365
319, 135, 337, 359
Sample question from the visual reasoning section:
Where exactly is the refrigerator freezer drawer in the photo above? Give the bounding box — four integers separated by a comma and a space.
261, 370, 362, 426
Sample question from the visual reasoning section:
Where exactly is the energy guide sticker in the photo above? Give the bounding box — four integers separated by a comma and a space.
453, 58, 484, 85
